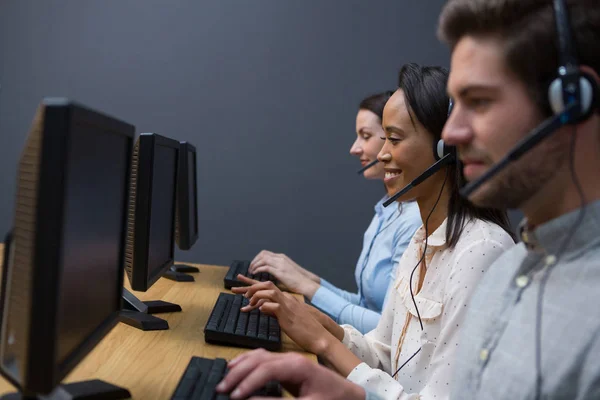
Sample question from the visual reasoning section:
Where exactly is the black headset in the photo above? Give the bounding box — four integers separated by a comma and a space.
433, 99, 456, 161
548, 0, 598, 121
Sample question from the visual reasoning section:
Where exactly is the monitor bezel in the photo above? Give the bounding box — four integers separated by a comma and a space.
175, 142, 198, 251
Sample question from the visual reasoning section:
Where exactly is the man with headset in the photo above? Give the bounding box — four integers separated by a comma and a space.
438, 0, 600, 399
216, 0, 600, 398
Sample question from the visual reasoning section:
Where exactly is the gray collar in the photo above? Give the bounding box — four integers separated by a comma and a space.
518, 199, 600, 258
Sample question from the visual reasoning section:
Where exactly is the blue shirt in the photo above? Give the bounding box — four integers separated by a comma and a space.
311, 197, 422, 333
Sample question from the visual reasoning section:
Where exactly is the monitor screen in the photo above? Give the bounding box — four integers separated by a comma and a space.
56, 120, 130, 367
147, 144, 177, 280
187, 149, 198, 236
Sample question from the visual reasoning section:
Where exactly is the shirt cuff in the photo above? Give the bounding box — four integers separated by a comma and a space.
320, 278, 337, 292
341, 324, 357, 347
311, 285, 349, 322
346, 362, 373, 383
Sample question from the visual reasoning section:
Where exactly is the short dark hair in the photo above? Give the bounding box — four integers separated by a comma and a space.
359, 91, 394, 120
397, 63, 515, 246
438, 0, 600, 115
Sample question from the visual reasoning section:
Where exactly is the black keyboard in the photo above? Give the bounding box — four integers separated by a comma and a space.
171, 357, 282, 399
204, 293, 281, 351
224, 260, 277, 289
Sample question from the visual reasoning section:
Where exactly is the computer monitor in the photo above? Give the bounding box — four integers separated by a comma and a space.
171, 142, 200, 274
0, 99, 133, 399
119, 133, 185, 331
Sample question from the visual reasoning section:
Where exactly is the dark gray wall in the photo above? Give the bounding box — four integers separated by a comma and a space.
0, 0, 451, 291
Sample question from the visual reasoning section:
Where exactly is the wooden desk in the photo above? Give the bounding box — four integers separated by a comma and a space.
0, 244, 315, 398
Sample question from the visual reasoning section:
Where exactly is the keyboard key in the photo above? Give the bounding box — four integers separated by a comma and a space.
247, 309, 259, 338
239, 260, 250, 276
206, 296, 228, 331
268, 317, 280, 342
172, 358, 210, 399
235, 311, 249, 336
223, 296, 242, 334
216, 297, 232, 332
198, 358, 227, 399
257, 312, 269, 340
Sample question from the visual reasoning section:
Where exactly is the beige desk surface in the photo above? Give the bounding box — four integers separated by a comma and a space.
0, 243, 315, 398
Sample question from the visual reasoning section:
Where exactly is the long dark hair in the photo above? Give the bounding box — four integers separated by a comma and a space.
359, 91, 394, 120
398, 63, 515, 246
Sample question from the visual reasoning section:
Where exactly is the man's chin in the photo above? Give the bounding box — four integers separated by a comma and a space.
465, 180, 524, 210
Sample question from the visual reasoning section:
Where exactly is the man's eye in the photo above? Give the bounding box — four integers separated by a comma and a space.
468, 98, 491, 109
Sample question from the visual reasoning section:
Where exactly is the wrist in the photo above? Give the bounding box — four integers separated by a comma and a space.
305, 270, 321, 284
314, 332, 337, 358
301, 279, 320, 300
330, 321, 345, 342
320, 338, 362, 376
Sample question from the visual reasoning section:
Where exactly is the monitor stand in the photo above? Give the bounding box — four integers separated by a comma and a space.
118, 288, 181, 331
162, 267, 195, 282
171, 263, 200, 273
1, 380, 130, 399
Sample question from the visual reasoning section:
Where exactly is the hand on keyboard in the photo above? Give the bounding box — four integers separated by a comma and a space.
248, 251, 320, 296
235, 275, 345, 342
231, 281, 332, 355
172, 356, 282, 399
215, 349, 367, 400
223, 260, 278, 290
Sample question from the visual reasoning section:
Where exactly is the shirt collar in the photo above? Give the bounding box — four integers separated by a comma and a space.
413, 217, 447, 248
519, 199, 600, 255
375, 196, 403, 220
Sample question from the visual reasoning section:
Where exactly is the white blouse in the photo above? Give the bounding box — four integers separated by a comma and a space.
341, 218, 515, 400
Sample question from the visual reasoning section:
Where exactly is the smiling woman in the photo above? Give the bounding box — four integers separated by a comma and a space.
246, 91, 423, 334
351, 92, 393, 180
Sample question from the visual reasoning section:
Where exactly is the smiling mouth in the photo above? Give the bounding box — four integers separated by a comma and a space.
384, 170, 402, 183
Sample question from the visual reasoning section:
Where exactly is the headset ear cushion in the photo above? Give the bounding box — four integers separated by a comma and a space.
548, 77, 565, 115
549, 73, 596, 117
435, 140, 445, 160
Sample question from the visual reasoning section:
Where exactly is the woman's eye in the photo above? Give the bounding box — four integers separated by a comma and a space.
380, 136, 401, 144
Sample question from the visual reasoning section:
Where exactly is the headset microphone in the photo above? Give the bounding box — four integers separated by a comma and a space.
356, 159, 379, 175
383, 153, 454, 207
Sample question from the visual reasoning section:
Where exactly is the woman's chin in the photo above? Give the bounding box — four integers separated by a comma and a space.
384, 181, 403, 196
364, 169, 385, 180
385, 189, 400, 201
